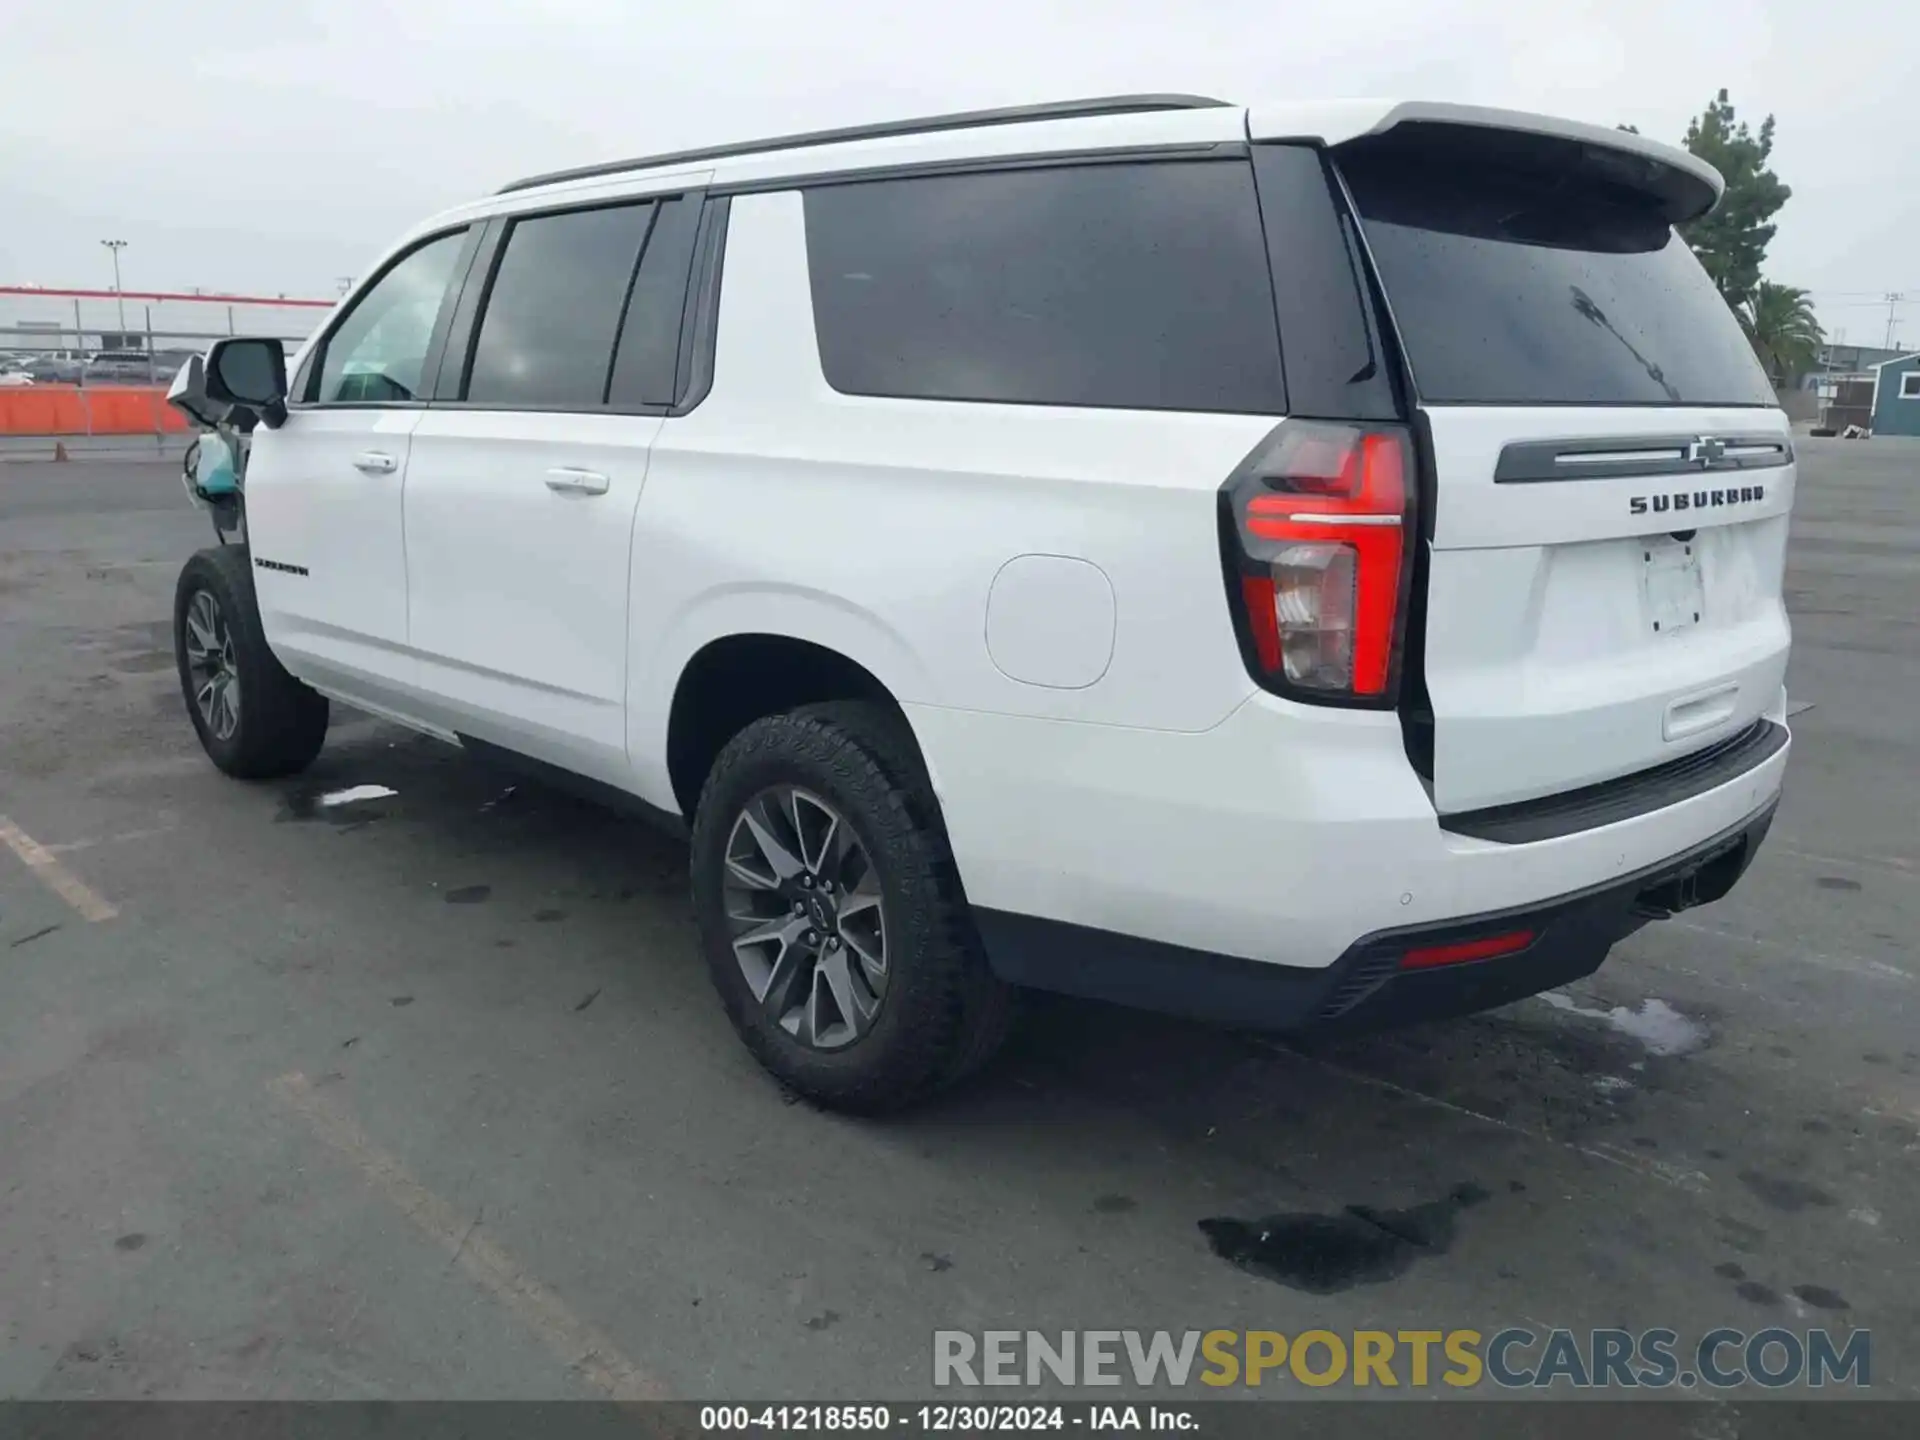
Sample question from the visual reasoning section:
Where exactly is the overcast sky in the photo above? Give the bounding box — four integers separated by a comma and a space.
2, 0, 1914, 347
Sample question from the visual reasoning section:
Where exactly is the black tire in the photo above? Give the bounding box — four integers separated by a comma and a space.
690, 701, 1014, 1112
174, 545, 330, 779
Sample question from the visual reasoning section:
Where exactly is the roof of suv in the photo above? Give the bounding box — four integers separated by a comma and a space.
417, 95, 1722, 245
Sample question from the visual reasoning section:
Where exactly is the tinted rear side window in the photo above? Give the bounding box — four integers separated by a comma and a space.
607, 195, 702, 409
466, 202, 654, 408
804, 162, 1284, 414
1340, 139, 1774, 407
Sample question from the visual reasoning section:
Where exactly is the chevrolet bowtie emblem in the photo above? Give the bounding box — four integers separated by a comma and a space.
1686, 436, 1728, 467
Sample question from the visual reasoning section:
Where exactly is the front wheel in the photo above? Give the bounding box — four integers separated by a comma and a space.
690, 702, 1012, 1112
174, 546, 329, 779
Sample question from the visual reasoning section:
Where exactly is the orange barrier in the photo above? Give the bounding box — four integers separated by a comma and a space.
0, 385, 190, 437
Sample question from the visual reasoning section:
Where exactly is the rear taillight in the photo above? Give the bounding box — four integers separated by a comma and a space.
1220, 420, 1415, 704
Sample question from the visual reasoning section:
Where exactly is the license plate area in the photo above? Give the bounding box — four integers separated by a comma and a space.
1640, 536, 1704, 636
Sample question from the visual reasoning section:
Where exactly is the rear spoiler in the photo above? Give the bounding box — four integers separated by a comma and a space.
1247, 99, 1723, 225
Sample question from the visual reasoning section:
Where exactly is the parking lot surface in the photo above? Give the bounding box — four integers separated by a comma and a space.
1, 443, 1915, 1401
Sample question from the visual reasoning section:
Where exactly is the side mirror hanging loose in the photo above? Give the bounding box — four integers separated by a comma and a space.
204, 337, 291, 428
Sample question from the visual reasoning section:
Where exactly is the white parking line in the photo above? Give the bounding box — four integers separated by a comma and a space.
1774, 842, 1914, 877
43, 824, 178, 856
1260, 1043, 1707, 1191
1667, 918, 1913, 985
0, 815, 119, 922
269, 1072, 662, 1400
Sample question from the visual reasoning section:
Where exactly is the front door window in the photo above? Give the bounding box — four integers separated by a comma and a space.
315, 230, 468, 404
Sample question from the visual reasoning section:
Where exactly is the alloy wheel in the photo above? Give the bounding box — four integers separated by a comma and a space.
721, 785, 888, 1050
183, 589, 241, 741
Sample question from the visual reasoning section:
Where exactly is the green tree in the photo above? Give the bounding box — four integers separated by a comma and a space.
1679, 90, 1791, 310
1741, 281, 1825, 384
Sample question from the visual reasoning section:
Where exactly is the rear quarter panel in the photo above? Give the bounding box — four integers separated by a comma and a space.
623, 189, 1271, 809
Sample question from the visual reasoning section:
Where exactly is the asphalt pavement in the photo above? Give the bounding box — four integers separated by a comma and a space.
0, 443, 1915, 1404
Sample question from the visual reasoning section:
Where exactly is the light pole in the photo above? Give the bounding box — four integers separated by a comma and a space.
100, 239, 129, 335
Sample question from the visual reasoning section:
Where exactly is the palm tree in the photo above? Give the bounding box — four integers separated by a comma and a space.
1741, 282, 1825, 386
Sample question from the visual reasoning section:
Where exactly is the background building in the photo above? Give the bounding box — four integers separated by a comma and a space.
1869, 353, 1920, 436
1797, 342, 1908, 389
1780, 341, 1905, 428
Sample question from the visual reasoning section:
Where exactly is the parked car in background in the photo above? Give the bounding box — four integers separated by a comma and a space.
151, 349, 202, 383
24, 353, 86, 383
85, 350, 166, 384
0, 366, 34, 387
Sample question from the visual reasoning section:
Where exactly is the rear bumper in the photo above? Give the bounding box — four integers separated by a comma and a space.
974, 797, 1777, 1032
907, 687, 1790, 976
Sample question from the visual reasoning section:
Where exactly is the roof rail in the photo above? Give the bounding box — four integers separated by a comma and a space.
497, 94, 1233, 195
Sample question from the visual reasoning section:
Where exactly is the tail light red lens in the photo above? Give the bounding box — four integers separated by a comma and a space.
1221, 421, 1415, 703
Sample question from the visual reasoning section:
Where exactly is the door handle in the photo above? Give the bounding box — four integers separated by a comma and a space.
352, 450, 398, 475
545, 467, 610, 496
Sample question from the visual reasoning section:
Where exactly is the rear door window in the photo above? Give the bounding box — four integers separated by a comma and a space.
803, 161, 1284, 414
606, 195, 703, 409
1339, 139, 1773, 408
465, 202, 655, 409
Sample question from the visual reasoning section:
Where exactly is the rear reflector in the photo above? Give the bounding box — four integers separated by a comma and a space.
1399, 929, 1536, 970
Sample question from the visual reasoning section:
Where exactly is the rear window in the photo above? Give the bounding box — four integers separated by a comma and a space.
1340, 140, 1774, 408
803, 162, 1284, 415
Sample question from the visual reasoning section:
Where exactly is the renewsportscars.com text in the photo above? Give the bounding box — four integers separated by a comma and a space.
933, 1328, 1870, 1390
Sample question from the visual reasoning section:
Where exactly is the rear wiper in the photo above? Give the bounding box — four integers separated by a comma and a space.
1569, 286, 1679, 402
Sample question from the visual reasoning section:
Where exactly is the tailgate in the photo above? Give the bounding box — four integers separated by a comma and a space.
1420, 407, 1792, 813
1335, 117, 1793, 816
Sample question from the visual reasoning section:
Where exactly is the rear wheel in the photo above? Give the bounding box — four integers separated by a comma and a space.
690, 702, 1012, 1112
174, 546, 329, 779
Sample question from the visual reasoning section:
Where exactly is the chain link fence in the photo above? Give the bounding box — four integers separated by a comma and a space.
2, 323, 306, 389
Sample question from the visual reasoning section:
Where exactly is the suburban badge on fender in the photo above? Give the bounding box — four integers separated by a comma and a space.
1631, 483, 1767, 517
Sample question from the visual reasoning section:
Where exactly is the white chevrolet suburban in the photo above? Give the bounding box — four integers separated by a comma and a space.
172, 95, 1792, 1111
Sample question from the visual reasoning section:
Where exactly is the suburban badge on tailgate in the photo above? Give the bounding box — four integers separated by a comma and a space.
1630, 483, 1767, 517
1631, 438, 1770, 515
